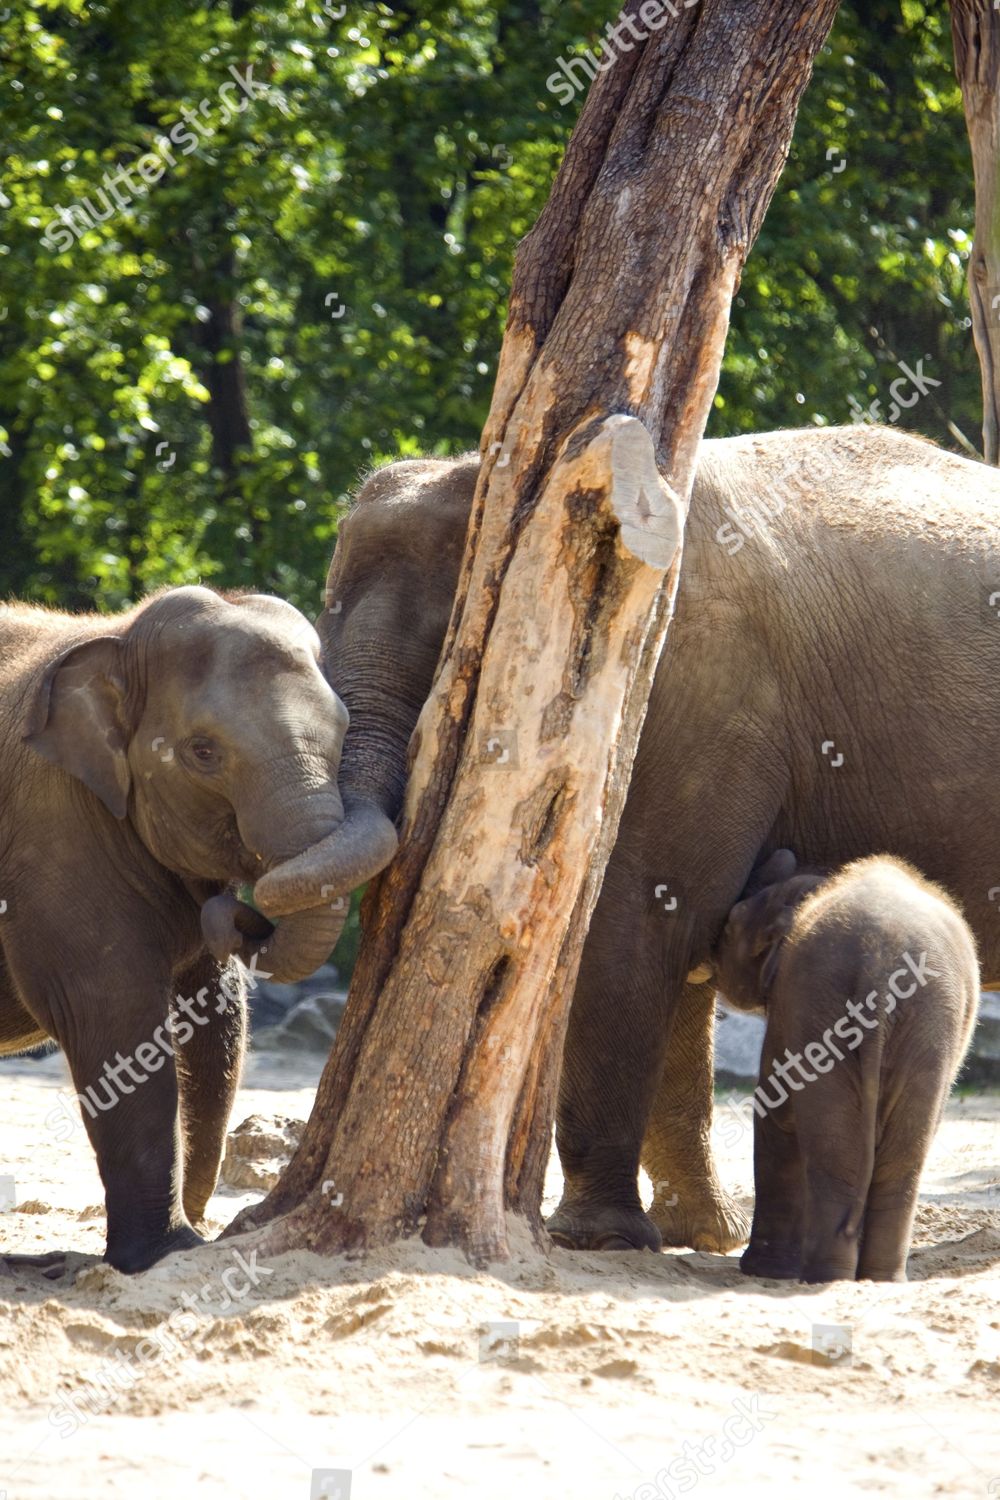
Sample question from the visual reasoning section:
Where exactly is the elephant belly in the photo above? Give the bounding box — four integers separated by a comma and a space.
775, 779, 1000, 986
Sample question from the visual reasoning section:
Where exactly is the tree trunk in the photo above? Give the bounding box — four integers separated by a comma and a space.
951, 0, 1000, 462
196, 242, 253, 484
228, 0, 840, 1263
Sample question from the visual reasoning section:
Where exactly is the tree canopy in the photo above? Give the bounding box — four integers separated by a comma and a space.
0, 0, 981, 614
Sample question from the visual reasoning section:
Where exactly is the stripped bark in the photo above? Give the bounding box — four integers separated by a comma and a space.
227, 0, 840, 1261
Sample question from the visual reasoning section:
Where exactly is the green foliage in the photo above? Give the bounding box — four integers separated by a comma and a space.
0, 0, 983, 614
718, 0, 978, 444
330, 885, 364, 978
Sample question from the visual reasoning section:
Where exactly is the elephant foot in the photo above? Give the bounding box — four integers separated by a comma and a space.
740, 1237, 801, 1280
546, 1199, 662, 1252
800, 1263, 859, 1284
106, 1224, 205, 1275
650, 1188, 751, 1254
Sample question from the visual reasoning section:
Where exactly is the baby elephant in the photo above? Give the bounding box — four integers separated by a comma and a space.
714, 850, 979, 1282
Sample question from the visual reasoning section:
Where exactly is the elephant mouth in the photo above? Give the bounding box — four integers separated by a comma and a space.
194, 793, 397, 985
200, 882, 352, 986
200, 887, 275, 969
198, 779, 366, 983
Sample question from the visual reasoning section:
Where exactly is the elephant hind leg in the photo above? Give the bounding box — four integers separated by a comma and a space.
856, 1081, 945, 1282
855, 1171, 921, 1283
642, 981, 751, 1254
799, 1162, 866, 1283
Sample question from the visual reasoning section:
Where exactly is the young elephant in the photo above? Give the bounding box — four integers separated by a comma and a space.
714, 850, 979, 1282
0, 586, 393, 1272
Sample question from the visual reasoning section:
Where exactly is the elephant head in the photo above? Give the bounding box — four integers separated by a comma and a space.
22, 585, 387, 983
250, 457, 479, 920
714, 849, 826, 1013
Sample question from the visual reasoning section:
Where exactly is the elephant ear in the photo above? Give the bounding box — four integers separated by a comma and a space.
758, 907, 796, 994
23, 637, 131, 818
755, 874, 823, 992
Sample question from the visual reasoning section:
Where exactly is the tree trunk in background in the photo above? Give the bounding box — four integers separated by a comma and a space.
197, 243, 253, 484
230, 0, 840, 1263
952, 0, 1000, 462
0, 407, 32, 600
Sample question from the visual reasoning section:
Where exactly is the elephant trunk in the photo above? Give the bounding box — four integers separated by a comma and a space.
246, 600, 429, 920
252, 790, 398, 920
201, 887, 350, 985
202, 784, 354, 984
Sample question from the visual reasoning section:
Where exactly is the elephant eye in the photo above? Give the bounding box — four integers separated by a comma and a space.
188, 737, 219, 770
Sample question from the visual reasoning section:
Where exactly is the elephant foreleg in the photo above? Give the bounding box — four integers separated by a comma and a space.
24, 959, 199, 1273
173, 954, 247, 1227
642, 980, 751, 1253
2, 863, 205, 1273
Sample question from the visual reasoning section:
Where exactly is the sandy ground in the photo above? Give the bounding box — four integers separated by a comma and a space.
0, 1051, 998, 1500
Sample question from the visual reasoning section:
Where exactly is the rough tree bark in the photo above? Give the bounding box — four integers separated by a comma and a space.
229, 0, 840, 1262
951, 0, 1000, 462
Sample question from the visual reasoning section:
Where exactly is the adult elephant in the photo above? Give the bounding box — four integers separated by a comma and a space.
258, 423, 1000, 1254
1, 586, 389, 1271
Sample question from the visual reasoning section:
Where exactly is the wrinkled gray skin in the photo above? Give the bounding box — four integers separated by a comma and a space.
272, 423, 1000, 1255
0, 586, 388, 1272
714, 850, 979, 1282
